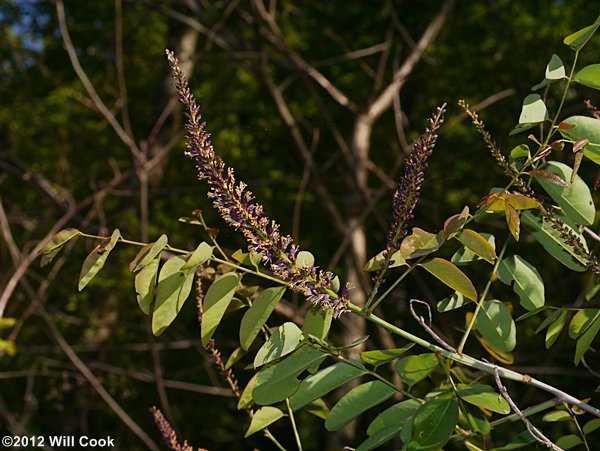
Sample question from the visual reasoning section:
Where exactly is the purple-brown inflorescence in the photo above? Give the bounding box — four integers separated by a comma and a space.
167, 50, 349, 317
150, 406, 201, 451
387, 104, 446, 252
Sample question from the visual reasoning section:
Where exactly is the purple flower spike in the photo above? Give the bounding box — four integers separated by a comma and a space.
167, 50, 349, 318
387, 105, 446, 252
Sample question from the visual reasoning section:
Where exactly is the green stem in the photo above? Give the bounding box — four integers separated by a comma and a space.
262, 428, 287, 451
456, 234, 510, 355
286, 398, 303, 451
349, 302, 600, 417
366, 259, 422, 314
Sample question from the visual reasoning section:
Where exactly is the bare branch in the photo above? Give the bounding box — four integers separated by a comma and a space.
367, 0, 454, 121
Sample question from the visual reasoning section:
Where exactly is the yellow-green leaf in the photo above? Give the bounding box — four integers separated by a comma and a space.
419, 258, 477, 301
78, 229, 121, 291
456, 229, 496, 263
244, 406, 285, 437
39, 228, 82, 267
475, 300, 516, 352
201, 272, 241, 346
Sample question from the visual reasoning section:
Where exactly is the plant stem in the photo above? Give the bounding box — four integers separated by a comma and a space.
456, 233, 510, 354
349, 302, 600, 417
366, 259, 422, 314
286, 398, 303, 451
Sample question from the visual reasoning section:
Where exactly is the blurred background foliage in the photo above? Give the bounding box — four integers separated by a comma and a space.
1, 0, 599, 449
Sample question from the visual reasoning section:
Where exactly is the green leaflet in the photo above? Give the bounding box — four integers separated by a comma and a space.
574, 314, 600, 365
244, 406, 285, 437
563, 17, 600, 51
555, 435, 583, 450
289, 360, 366, 411
518, 94, 548, 124
39, 228, 81, 267
360, 345, 414, 367
296, 250, 315, 267
238, 373, 259, 410
437, 292, 466, 312
153, 255, 196, 336
363, 249, 406, 271
253, 345, 326, 405
253, 322, 303, 368
239, 286, 286, 350
325, 380, 397, 431
181, 241, 213, 270
419, 258, 478, 301
559, 115, 600, 165
583, 418, 600, 435
366, 399, 420, 436
569, 309, 600, 338
452, 233, 496, 266
535, 161, 595, 226
521, 210, 588, 271
574, 64, 600, 90
129, 234, 168, 272
475, 300, 516, 352
456, 229, 496, 264
531, 54, 566, 90
303, 306, 333, 340
357, 425, 402, 451
406, 398, 458, 450
545, 309, 568, 349
394, 353, 439, 388
459, 400, 490, 435
497, 255, 545, 311
400, 228, 445, 259
134, 257, 159, 314
200, 272, 241, 346
542, 410, 571, 422
456, 383, 510, 414
489, 430, 537, 450
78, 229, 121, 291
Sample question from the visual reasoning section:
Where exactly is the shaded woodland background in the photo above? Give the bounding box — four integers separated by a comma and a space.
1, 1, 600, 449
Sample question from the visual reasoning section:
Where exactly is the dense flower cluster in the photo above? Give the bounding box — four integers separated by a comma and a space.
150, 406, 199, 451
387, 104, 446, 252
167, 50, 349, 317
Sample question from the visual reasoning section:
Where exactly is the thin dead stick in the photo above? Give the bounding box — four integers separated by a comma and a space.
39, 305, 160, 451
409, 299, 456, 353
493, 367, 563, 451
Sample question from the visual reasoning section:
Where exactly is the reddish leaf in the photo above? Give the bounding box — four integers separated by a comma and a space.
573, 138, 590, 153
443, 206, 469, 238
532, 145, 552, 162
529, 169, 568, 188
558, 122, 576, 130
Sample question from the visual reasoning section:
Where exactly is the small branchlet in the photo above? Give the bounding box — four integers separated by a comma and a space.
167, 49, 349, 317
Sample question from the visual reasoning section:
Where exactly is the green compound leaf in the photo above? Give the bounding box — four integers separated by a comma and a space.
181, 241, 213, 270
78, 229, 121, 291
535, 161, 595, 226
253, 345, 326, 405
153, 256, 196, 336
239, 286, 286, 350
394, 353, 440, 388
456, 383, 510, 414
253, 322, 303, 368
497, 255, 545, 311
574, 64, 600, 90
563, 17, 600, 51
244, 406, 285, 437
360, 345, 414, 367
134, 257, 159, 314
419, 258, 477, 301
475, 300, 516, 352
129, 234, 168, 272
325, 380, 397, 431
521, 211, 588, 271
574, 314, 600, 365
303, 306, 333, 340
559, 115, 600, 165
200, 272, 241, 346
518, 94, 549, 124
406, 398, 458, 451
289, 360, 367, 411
456, 229, 496, 264
39, 228, 82, 267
